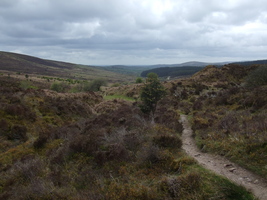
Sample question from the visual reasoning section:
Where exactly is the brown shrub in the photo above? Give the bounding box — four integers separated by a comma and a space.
193, 99, 203, 110
155, 99, 183, 133
0, 119, 9, 137
123, 130, 143, 152
4, 103, 36, 121
217, 111, 239, 132
105, 143, 129, 161
13, 156, 44, 182
137, 145, 161, 165
160, 172, 201, 198
69, 133, 101, 156
153, 134, 182, 149
8, 125, 28, 141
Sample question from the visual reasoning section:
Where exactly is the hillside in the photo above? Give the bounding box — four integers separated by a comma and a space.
101, 61, 229, 77
140, 59, 267, 79
168, 63, 267, 178
0, 51, 134, 83
141, 66, 204, 78
0, 58, 266, 199
233, 59, 267, 66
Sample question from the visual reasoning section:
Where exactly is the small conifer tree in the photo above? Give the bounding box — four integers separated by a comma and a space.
140, 73, 166, 120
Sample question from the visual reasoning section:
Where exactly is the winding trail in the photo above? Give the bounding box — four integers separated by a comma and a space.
180, 115, 267, 200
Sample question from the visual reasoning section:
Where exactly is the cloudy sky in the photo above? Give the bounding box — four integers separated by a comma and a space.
1, 0, 267, 65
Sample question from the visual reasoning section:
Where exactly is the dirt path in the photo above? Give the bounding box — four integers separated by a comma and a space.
180, 115, 267, 200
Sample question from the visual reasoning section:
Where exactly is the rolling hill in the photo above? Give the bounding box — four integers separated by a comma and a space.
0, 51, 134, 83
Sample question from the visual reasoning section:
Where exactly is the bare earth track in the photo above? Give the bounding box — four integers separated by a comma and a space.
180, 115, 267, 200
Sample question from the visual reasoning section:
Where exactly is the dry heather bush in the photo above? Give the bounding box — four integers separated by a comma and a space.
13, 157, 45, 181
137, 144, 161, 165
104, 182, 154, 200
33, 135, 47, 149
3, 101, 37, 122
192, 111, 217, 131
136, 142, 174, 170
34, 122, 84, 149
245, 64, 267, 87
160, 172, 201, 198
89, 102, 144, 131
0, 119, 9, 137
153, 133, 182, 149
214, 91, 231, 105
10, 178, 66, 200
105, 143, 129, 161
192, 99, 203, 110
103, 127, 144, 153
94, 99, 127, 114
241, 86, 267, 110
33, 131, 50, 149
170, 156, 197, 172
123, 130, 144, 152
154, 99, 183, 133
1, 155, 45, 197
48, 144, 70, 165
152, 125, 182, 148
217, 111, 239, 132
8, 125, 28, 142
73, 190, 105, 200
191, 82, 208, 95
69, 132, 102, 156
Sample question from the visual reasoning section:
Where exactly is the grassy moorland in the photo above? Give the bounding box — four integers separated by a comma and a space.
168, 64, 267, 178
0, 51, 135, 84
0, 54, 263, 199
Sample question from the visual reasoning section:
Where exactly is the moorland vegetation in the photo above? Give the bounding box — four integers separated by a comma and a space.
0, 53, 265, 199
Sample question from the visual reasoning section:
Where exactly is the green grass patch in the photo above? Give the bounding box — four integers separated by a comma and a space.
186, 165, 257, 200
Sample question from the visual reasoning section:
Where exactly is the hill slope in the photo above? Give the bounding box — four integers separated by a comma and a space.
0, 51, 134, 83
141, 66, 204, 78
0, 74, 256, 199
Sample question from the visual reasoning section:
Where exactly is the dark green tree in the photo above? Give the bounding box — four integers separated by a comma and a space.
83, 79, 107, 92
140, 73, 166, 119
146, 72, 159, 80
136, 77, 143, 83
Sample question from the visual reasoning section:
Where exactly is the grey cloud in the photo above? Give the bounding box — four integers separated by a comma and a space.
1, 0, 267, 65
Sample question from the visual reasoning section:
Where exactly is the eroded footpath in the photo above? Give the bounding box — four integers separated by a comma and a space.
180, 115, 267, 200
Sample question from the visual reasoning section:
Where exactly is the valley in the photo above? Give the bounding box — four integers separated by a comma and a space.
0, 52, 266, 199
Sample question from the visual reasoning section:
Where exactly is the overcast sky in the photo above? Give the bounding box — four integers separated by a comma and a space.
1, 0, 267, 65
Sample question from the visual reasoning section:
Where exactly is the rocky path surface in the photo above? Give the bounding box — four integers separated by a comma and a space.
180, 115, 267, 200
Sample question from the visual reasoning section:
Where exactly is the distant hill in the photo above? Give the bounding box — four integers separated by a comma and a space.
140, 59, 267, 78
102, 61, 229, 77
101, 65, 156, 76
232, 59, 267, 66
139, 61, 231, 78
0, 51, 134, 82
141, 66, 205, 78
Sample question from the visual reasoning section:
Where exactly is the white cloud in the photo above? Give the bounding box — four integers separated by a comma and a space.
0, 0, 267, 65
